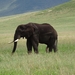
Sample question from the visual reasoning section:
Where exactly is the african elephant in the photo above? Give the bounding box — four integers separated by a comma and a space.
10, 23, 58, 54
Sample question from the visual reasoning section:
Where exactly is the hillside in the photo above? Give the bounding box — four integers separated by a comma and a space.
0, 0, 69, 17
0, 0, 75, 33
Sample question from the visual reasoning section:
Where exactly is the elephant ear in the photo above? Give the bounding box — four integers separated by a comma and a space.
16, 25, 25, 32
25, 25, 34, 33
29, 23, 39, 34
21, 25, 35, 38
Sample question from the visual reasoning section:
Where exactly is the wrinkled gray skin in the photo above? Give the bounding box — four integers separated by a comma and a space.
11, 23, 58, 54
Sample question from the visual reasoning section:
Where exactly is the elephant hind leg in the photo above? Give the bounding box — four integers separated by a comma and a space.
48, 38, 55, 52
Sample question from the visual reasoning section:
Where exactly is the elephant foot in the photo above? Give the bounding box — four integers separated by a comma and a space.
28, 51, 32, 54
54, 49, 57, 53
34, 50, 39, 54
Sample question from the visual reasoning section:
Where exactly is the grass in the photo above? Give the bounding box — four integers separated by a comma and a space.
0, 0, 75, 75
0, 51, 75, 75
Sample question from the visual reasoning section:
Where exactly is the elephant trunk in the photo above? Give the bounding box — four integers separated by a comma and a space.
12, 33, 20, 54
12, 42, 17, 54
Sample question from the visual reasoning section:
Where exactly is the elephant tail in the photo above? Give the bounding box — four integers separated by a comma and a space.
55, 35, 58, 52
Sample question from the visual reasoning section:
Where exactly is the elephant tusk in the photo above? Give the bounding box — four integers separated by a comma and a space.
8, 41, 14, 44
14, 39, 19, 42
8, 39, 19, 44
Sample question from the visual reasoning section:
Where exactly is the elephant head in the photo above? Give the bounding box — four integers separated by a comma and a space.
11, 24, 35, 54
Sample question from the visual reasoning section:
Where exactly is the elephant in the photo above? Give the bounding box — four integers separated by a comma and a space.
10, 22, 58, 54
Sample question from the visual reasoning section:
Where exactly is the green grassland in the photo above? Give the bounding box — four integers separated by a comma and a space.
0, 0, 75, 75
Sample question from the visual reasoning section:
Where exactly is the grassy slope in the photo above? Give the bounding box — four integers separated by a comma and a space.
0, 0, 75, 75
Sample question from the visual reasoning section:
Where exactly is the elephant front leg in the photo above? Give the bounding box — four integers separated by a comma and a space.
32, 34, 39, 54
32, 40, 39, 54
46, 46, 49, 53
49, 47, 52, 52
27, 39, 32, 54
